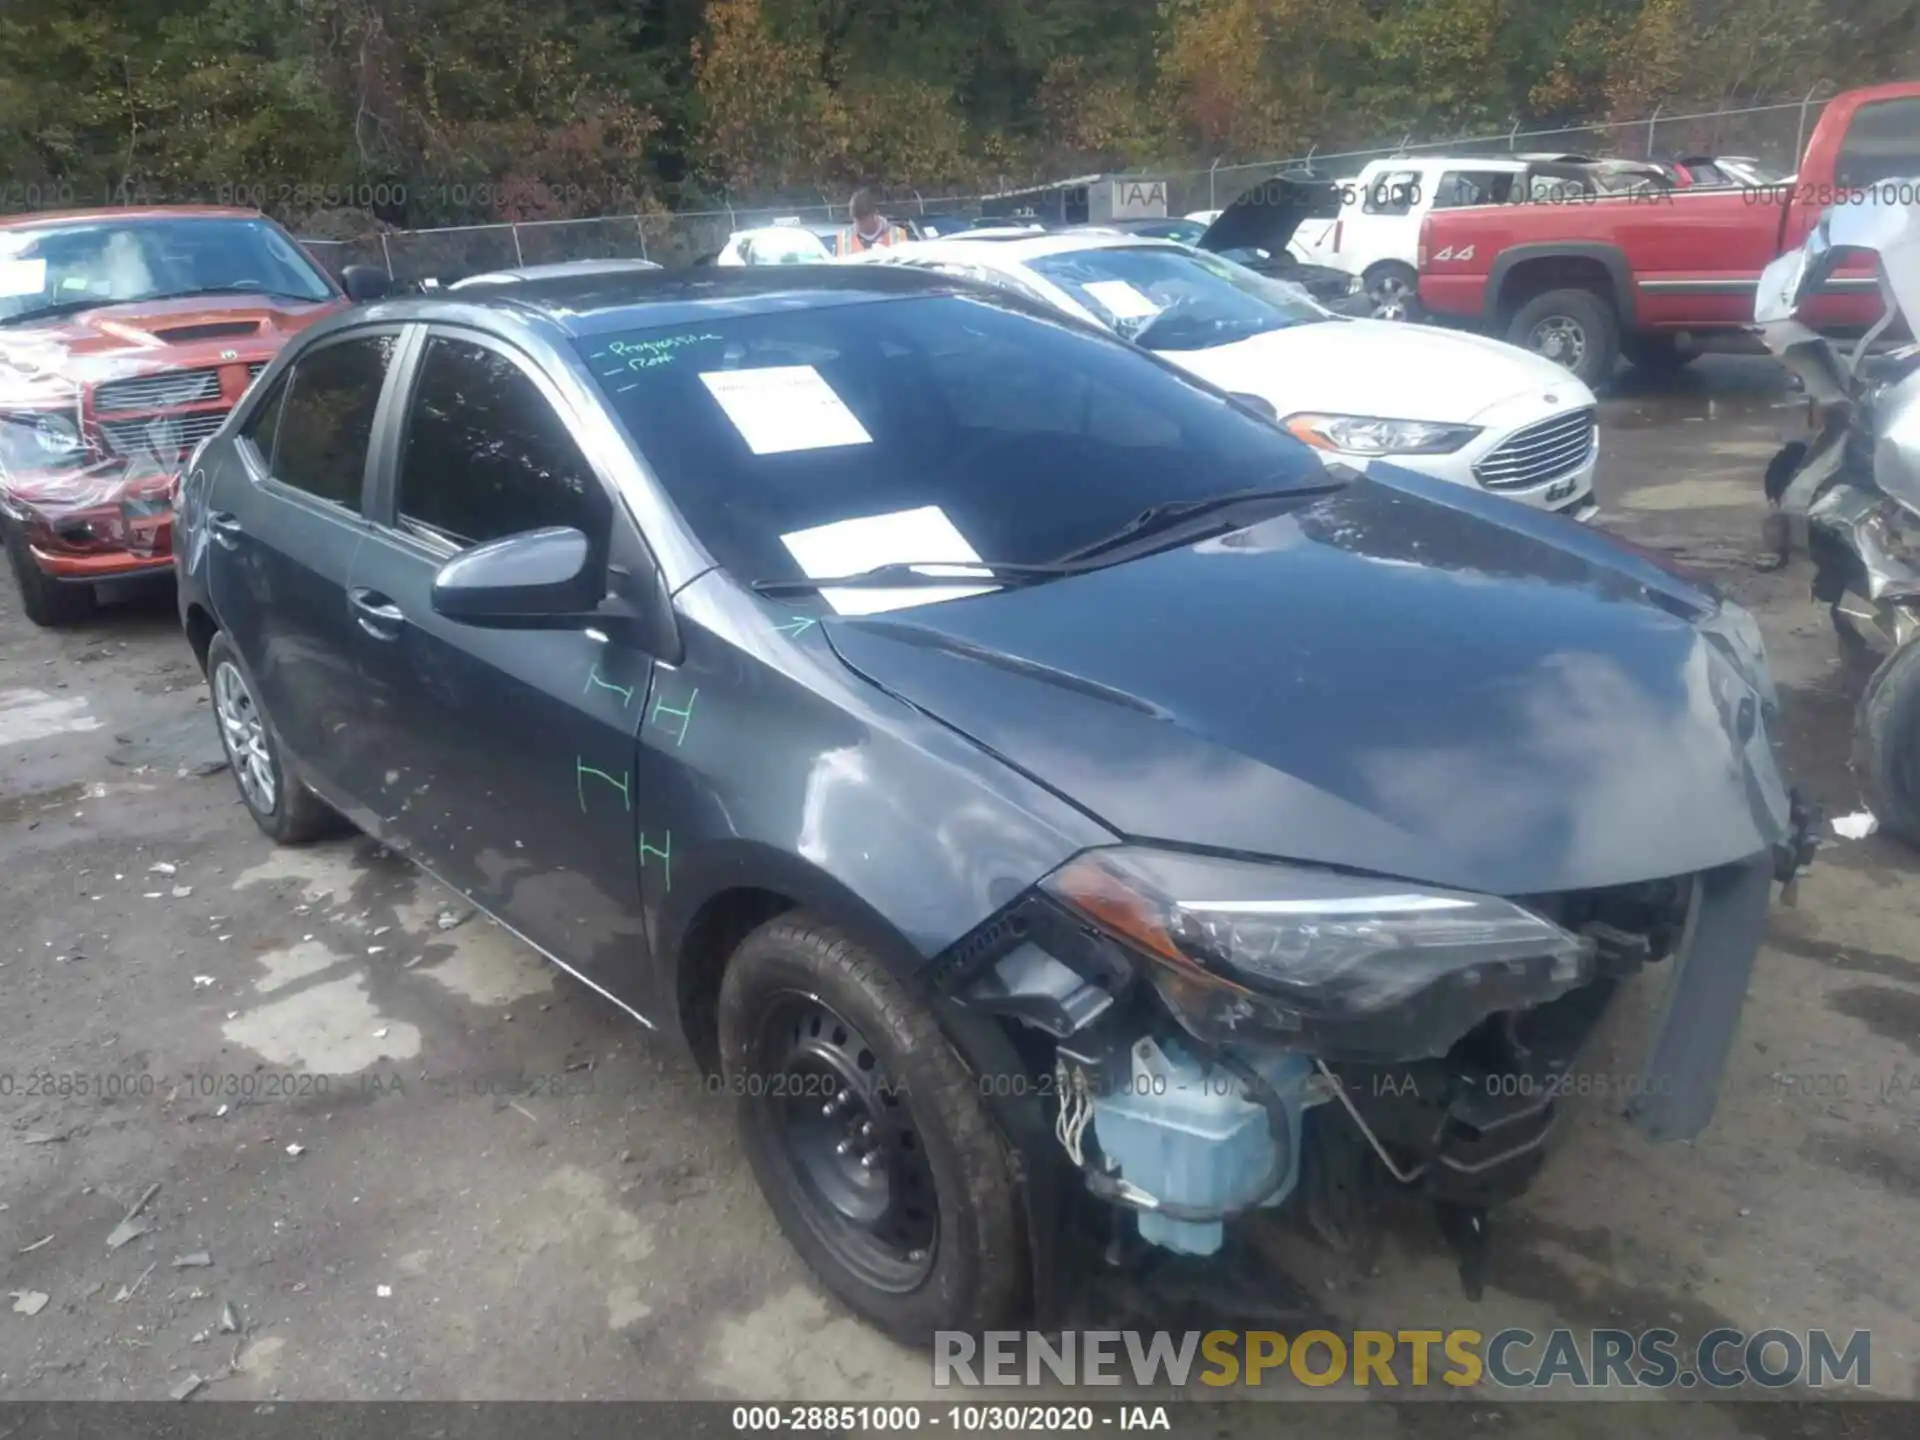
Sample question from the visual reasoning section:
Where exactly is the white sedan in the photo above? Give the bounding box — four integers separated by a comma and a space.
850, 232, 1600, 519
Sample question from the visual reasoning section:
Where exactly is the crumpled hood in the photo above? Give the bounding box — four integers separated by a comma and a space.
0, 293, 342, 407
1164, 318, 1590, 422
822, 471, 1789, 898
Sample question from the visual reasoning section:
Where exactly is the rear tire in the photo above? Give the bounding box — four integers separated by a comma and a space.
1854, 638, 1920, 848
1505, 288, 1619, 389
205, 631, 341, 844
1362, 262, 1422, 322
718, 913, 1027, 1344
4, 523, 95, 627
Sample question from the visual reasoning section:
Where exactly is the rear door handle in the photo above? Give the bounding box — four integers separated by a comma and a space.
348, 587, 406, 640
208, 512, 242, 549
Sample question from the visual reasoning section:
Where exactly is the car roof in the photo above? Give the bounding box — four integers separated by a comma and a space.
1360, 156, 1527, 174
364, 263, 970, 338
451, 259, 662, 288
874, 232, 1179, 267
0, 205, 267, 230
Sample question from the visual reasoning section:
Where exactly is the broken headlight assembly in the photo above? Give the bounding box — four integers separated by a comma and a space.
1694, 598, 1779, 720
1042, 848, 1592, 1060
0, 407, 87, 477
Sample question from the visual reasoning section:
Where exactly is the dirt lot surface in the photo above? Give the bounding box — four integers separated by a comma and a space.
3, 355, 1917, 1435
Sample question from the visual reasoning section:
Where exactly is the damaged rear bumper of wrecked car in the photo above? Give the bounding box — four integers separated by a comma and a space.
938, 844, 1783, 1289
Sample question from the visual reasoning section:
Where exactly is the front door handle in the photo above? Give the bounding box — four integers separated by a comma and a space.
208, 511, 242, 550
348, 587, 406, 640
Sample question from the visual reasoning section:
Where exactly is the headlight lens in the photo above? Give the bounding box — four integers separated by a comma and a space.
1283, 412, 1481, 456
1043, 847, 1590, 1057
0, 408, 87, 474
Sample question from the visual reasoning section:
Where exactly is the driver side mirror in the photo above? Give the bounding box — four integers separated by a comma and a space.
340, 265, 392, 303
431, 526, 606, 629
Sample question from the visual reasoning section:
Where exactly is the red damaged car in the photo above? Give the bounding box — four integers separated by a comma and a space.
0, 207, 372, 625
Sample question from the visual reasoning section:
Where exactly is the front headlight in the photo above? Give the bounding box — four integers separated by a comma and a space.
0, 408, 87, 475
1283, 412, 1481, 456
1043, 848, 1590, 1059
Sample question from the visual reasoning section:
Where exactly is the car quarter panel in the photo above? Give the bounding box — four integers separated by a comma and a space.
639, 570, 1116, 1038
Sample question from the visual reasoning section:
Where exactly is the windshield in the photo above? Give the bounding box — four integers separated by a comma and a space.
1025, 244, 1329, 351
577, 293, 1325, 597
0, 217, 335, 324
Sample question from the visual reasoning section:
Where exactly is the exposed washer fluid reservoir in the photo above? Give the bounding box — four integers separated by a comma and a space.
1090, 1035, 1312, 1256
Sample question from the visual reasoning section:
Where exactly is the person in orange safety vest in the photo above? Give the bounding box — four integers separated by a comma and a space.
837, 188, 909, 255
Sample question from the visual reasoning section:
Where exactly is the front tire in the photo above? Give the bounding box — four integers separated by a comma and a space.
1854, 637, 1920, 847
4, 523, 95, 627
205, 631, 340, 844
718, 913, 1027, 1343
1505, 288, 1619, 388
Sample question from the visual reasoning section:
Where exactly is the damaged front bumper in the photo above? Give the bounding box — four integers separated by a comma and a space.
940, 836, 1801, 1294
1, 463, 180, 580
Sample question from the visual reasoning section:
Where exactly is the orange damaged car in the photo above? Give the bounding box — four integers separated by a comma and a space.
0, 207, 389, 625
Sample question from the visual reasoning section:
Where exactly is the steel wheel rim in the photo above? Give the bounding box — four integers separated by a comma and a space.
754, 991, 937, 1293
213, 660, 277, 814
1370, 275, 1412, 320
1527, 316, 1588, 369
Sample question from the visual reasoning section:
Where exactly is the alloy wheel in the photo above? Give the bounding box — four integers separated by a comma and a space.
755, 992, 938, 1293
1369, 274, 1414, 320
1526, 315, 1588, 370
213, 660, 277, 815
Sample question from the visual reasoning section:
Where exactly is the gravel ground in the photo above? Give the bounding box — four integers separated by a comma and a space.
2, 354, 1917, 1435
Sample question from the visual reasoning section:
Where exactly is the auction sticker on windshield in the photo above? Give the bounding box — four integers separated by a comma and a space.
1082, 279, 1160, 320
700, 364, 874, 455
780, 505, 995, 616
0, 258, 47, 297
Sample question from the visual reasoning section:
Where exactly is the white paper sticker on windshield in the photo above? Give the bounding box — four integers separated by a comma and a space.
780, 506, 994, 616
0, 259, 48, 298
1082, 279, 1160, 320
699, 365, 873, 455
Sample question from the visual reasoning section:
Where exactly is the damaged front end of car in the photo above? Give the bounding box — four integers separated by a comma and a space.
935, 815, 1813, 1306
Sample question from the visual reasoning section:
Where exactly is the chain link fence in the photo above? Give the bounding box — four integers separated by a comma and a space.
299, 91, 1840, 284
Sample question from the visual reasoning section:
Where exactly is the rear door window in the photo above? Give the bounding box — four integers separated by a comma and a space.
268, 334, 397, 510
395, 334, 611, 551
1835, 97, 1920, 188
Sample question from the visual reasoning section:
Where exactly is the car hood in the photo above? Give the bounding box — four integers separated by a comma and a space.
819, 471, 1788, 898
0, 292, 343, 407
1162, 318, 1592, 422
1199, 176, 1338, 256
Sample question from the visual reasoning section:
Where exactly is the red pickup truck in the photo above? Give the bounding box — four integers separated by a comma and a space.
1416, 82, 1920, 386
0, 207, 388, 626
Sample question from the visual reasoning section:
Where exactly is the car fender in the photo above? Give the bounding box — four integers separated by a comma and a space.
1485, 242, 1638, 328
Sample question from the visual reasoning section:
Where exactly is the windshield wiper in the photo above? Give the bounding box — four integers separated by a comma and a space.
751, 559, 1080, 597
1052, 482, 1339, 563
